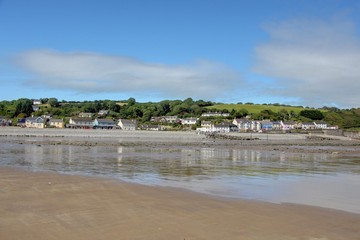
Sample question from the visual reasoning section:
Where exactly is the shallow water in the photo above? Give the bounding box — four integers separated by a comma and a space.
1, 138, 360, 213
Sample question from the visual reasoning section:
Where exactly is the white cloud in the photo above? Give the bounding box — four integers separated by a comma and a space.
254, 18, 360, 108
16, 49, 242, 99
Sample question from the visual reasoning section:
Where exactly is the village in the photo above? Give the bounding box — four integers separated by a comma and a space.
0, 110, 338, 133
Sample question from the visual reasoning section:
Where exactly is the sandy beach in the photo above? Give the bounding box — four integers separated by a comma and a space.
1, 128, 360, 239
1, 167, 360, 240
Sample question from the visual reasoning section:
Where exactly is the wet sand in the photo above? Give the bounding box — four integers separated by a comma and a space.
1, 167, 359, 240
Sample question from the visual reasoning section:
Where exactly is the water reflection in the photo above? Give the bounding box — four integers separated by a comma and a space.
7, 143, 358, 178
1, 141, 360, 213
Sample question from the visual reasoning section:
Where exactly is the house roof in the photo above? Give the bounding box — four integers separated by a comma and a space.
96, 119, 116, 124
119, 119, 136, 125
50, 119, 64, 123
71, 118, 93, 122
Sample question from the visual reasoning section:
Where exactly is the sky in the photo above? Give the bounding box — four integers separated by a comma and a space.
1, 0, 360, 108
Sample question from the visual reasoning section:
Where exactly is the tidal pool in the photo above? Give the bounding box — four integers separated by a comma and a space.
1, 139, 360, 213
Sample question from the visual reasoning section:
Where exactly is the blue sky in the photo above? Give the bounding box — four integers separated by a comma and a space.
1, 0, 360, 108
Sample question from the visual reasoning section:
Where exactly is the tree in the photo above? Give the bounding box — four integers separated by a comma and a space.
259, 109, 276, 120
299, 110, 324, 120
127, 97, 136, 106
15, 98, 33, 117
48, 98, 59, 107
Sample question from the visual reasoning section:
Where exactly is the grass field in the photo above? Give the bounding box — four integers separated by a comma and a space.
207, 104, 308, 114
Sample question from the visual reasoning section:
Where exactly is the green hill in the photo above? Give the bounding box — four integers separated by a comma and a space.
207, 103, 308, 115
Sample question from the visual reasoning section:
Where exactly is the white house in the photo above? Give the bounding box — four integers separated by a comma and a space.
94, 118, 117, 129
233, 119, 252, 132
281, 121, 297, 130
301, 122, 316, 130
213, 122, 238, 133
79, 112, 94, 118
201, 112, 230, 117
32, 99, 42, 105
181, 118, 199, 125
201, 121, 212, 128
118, 119, 137, 130
68, 118, 94, 129
314, 121, 328, 129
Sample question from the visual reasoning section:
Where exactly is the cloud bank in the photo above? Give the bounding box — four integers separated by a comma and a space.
254, 18, 360, 108
16, 50, 241, 99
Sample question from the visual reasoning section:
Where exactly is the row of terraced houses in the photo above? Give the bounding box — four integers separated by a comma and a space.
196, 119, 338, 133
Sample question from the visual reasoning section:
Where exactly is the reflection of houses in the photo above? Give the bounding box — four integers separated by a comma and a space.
68, 118, 94, 129
118, 119, 137, 130
25, 117, 45, 128
49, 119, 64, 128
181, 118, 198, 125
162, 116, 179, 123
94, 118, 117, 129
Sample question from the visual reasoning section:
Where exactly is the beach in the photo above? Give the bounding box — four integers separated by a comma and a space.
1, 128, 360, 239
1, 167, 360, 240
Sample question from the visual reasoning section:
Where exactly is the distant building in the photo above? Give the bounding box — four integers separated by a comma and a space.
79, 112, 94, 118
141, 124, 161, 131
0, 116, 11, 126
32, 99, 42, 105
118, 119, 137, 131
17, 118, 26, 127
150, 116, 179, 123
260, 120, 273, 131
94, 118, 117, 129
301, 122, 316, 130
98, 110, 109, 117
25, 117, 45, 128
32, 105, 40, 112
68, 118, 94, 129
213, 122, 238, 133
181, 118, 199, 125
201, 112, 230, 117
314, 121, 328, 129
49, 119, 64, 128
201, 121, 213, 129
281, 121, 298, 130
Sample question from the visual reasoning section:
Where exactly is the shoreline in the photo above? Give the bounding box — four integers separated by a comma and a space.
1, 166, 359, 240
1, 127, 360, 154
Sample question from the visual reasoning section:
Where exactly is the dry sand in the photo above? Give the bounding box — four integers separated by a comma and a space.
1, 167, 359, 240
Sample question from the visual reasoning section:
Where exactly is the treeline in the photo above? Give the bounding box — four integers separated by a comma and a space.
1, 98, 360, 129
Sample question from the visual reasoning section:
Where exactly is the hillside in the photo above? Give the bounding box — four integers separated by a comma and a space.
1, 98, 360, 129
207, 103, 307, 115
